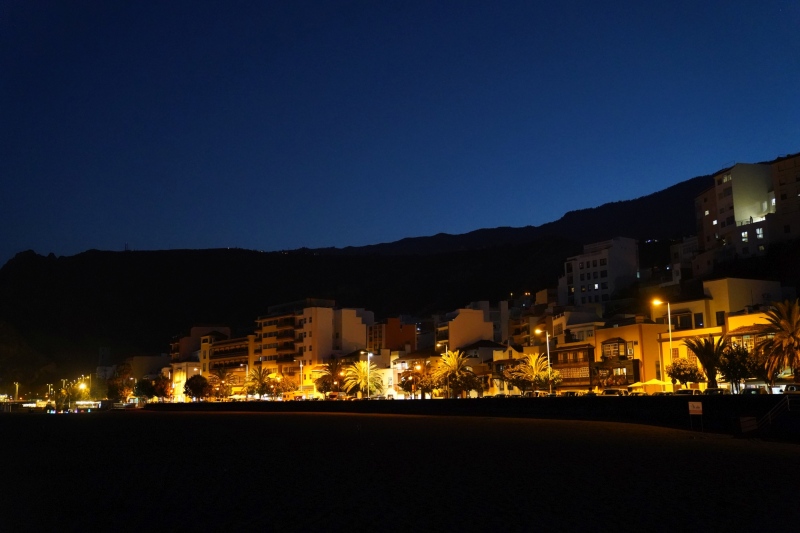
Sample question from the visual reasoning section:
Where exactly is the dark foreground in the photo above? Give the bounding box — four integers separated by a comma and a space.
3, 411, 798, 532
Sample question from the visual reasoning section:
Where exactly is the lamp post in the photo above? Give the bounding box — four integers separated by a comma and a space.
14, 381, 19, 400
436, 342, 449, 398
366, 352, 372, 399
653, 299, 672, 391
535, 329, 552, 394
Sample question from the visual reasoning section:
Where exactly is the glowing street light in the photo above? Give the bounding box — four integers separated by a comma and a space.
534, 328, 553, 394
360, 351, 373, 399
653, 299, 672, 390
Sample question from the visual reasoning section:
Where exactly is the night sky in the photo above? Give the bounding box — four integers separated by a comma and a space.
2, 1, 799, 265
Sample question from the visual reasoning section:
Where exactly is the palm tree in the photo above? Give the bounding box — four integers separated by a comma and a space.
246, 366, 272, 398
683, 335, 728, 388
315, 357, 345, 397
756, 299, 800, 383
342, 360, 383, 398
209, 367, 233, 398
507, 354, 549, 391
432, 350, 474, 398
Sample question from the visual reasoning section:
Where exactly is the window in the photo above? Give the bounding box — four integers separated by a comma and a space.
705, 210, 710, 216
716, 311, 725, 326
694, 313, 704, 328
594, 283, 599, 290
600, 270, 607, 278
593, 271, 598, 279
676, 314, 692, 330
741, 231, 748, 243
712, 219, 718, 225
601, 282, 608, 290
592, 260, 598, 267
580, 273, 585, 281
579, 262, 584, 269
599, 258, 607, 266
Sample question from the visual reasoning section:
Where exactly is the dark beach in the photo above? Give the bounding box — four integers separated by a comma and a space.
4, 410, 798, 532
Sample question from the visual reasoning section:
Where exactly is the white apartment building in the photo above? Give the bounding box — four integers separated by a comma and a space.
693, 154, 800, 277
557, 236, 639, 307
251, 299, 373, 397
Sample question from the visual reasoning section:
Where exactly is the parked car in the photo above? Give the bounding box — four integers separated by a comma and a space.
674, 389, 702, 396
703, 388, 731, 395
523, 391, 549, 398
600, 389, 629, 396
652, 391, 673, 396
782, 384, 800, 394
629, 391, 648, 396
740, 388, 766, 395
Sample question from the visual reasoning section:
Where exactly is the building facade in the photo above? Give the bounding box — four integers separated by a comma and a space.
557, 237, 639, 307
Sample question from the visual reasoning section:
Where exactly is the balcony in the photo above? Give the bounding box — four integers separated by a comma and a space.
277, 343, 295, 354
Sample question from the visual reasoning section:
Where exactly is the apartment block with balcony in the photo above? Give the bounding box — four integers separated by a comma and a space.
199, 332, 256, 396
692, 155, 800, 277
253, 300, 335, 393
251, 299, 375, 397
557, 237, 639, 308
649, 277, 786, 391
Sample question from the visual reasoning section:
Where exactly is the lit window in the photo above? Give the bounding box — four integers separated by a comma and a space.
756, 228, 764, 239
712, 220, 718, 225
741, 231, 748, 243
705, 210, 709, 216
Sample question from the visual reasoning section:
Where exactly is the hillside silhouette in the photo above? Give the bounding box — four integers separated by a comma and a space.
0, 174, 714, 384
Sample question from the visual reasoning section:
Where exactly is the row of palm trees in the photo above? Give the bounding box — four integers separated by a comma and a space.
208, 299, 799, 399
678, 299, 800, 390
198, 346, 563, 400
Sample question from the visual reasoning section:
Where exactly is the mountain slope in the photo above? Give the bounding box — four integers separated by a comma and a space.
0, 174, 713, 383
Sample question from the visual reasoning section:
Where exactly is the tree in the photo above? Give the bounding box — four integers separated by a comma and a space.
134, 379, 156, 399
246, 367, 272, 398
683, 335, 728, 388
107, 363, 134, 402
153, 374, 172, 399
756, 299, 800, 383
208, 367, 233, 399
314, 358, 345, 398
504, 354, 549, 391
533, 368, 563, 392
184, 375, 211, 400
718, 343, 751, 393
342, 360, 383, 398
433, 350, 475, 398
268, 375, 297, 400
666, 358, 705, 388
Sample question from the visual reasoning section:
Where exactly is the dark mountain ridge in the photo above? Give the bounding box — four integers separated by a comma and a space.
0, 174, 713, 385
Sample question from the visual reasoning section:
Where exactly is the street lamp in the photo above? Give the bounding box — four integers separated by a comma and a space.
360, 351, 373, 399
436, 342, 450, 398
534, 328, 553, 394
653, 299, 673, 389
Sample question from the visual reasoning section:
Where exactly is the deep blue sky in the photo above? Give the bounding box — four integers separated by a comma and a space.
2, 1, 799, 265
